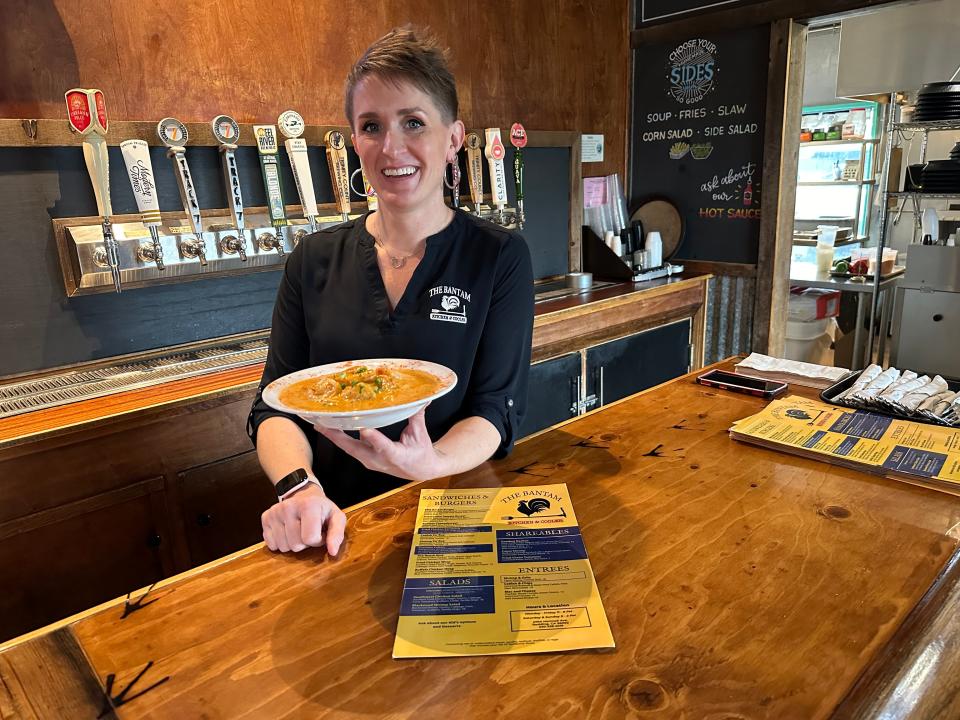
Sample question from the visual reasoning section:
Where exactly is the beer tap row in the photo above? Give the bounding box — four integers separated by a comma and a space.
61, 88, 528, 295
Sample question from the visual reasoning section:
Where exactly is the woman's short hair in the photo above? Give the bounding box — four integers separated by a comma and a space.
345, 26, 459, 126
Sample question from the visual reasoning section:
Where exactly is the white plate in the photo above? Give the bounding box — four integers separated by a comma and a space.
262, 358, 457, 430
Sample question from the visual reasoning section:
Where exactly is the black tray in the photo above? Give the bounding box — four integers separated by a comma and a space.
820, 371, 960, 426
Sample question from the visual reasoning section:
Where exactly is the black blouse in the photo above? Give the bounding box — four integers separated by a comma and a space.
247, 210, 534, 506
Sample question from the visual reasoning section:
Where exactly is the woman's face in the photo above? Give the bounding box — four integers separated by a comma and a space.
351, 76, 464, 214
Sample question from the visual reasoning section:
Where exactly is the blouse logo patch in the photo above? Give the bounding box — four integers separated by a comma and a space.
428, 285, 470, 325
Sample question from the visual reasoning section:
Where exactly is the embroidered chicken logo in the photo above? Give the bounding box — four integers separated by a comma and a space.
440, 295, 460, 311
517, 498, 551, 516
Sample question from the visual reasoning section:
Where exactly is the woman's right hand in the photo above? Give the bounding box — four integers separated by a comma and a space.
261, 483, 347, 556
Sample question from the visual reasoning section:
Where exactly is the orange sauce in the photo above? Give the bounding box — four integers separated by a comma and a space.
279, 365, 443, 412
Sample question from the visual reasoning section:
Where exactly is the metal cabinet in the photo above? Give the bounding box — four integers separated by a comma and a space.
586, 320, 691, 408
519, 353, 582, 438
892, 287, 960, 378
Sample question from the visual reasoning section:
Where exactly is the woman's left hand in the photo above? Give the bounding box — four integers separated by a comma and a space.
315, 407, 446, 481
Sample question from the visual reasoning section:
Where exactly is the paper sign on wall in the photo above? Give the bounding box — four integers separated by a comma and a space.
581, 134, 604, 163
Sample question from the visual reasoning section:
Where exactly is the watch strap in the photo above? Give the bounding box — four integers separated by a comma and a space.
276, 468, 323, 500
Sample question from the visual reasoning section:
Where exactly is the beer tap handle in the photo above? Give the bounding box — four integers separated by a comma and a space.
82, 133, 112, 218
279, 110, 319, 231
174, 151, 204, 236
465, 133, 484, 215
158, 117, 204, 238
211, 115, 245, 235
510, 122, 527, 229
324, 130, 351, 221
484, 127, 508, 224
66, 88, 121, 292
253, 125, 288, 232
120, 139, 165, 270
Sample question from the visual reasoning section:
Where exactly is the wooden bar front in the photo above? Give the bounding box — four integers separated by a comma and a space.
4, 361, 960, 718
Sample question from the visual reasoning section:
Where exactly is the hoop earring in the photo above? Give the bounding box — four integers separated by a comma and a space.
350, 168, 376, 198
443, 161, 460, 190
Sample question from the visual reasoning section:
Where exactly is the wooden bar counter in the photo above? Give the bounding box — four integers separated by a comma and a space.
0, 274, 708, 450
3, 360, 960, 719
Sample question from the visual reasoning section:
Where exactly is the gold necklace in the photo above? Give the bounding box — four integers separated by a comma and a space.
374, 236, 423, 269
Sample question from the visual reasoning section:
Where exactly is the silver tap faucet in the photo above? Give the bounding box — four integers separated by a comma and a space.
259, 232, 285, 257
180, 237, 207, 266
220, 234, 247, 261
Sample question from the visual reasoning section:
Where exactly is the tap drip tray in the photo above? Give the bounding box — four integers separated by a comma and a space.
0, 335, 269, 419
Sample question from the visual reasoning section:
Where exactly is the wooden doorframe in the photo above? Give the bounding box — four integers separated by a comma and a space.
752, 19, 806, 355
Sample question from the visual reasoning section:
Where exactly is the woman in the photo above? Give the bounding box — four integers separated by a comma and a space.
248, 27, 534, 556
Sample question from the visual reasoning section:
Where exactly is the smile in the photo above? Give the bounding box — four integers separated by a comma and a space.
382, 166, 419, 177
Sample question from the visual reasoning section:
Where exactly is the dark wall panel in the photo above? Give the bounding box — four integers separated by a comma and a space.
0, 144, 567, 377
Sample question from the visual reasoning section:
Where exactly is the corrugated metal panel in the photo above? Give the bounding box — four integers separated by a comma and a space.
704, 274, 756, 364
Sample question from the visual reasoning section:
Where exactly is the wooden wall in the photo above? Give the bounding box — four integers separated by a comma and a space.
0, 0, 629, 178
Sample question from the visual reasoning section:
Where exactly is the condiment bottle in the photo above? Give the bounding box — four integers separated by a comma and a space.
646, 231, 663, 268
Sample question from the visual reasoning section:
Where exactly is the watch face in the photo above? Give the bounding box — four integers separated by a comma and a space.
276, 468, 309, 497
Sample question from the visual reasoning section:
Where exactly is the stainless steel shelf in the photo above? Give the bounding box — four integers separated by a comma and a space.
799, 138, 880, 146
894, 120, 960, 131
798, 180, 875, 186
888, 192, 960, 199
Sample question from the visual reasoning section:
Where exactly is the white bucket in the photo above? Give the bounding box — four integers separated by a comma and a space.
785, 318, 832, 363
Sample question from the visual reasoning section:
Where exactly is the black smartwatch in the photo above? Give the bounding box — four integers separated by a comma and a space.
275, 468, 323, 501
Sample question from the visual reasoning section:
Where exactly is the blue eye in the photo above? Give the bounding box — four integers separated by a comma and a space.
361, 121, 379, 133
406, 118, 425, 130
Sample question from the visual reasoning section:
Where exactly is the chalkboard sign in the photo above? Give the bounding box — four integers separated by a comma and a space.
629, 25, 769, 264
639, 0, 765, 24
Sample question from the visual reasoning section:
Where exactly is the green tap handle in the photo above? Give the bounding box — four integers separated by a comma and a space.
513, 150, 524, 203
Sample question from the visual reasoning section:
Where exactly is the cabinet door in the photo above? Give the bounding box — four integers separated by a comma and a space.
586, 320, 691, 407
519, 353, 582, 438
178, 450, 276, 567
0, 479, 169, 642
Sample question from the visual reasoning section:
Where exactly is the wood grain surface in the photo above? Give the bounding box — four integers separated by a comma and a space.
42, 363, 960, 719
0, 0, 628, 178
0, 628, 116, 719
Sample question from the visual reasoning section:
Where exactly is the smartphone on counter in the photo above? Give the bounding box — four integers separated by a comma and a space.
696, 369, 788, 398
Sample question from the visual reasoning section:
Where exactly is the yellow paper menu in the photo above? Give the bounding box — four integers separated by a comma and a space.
730, 395, 960, 491
393, 484, 615, 658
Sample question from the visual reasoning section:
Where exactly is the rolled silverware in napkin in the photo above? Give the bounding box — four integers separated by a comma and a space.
900, 376, 949, 413
838, 364, 882, 402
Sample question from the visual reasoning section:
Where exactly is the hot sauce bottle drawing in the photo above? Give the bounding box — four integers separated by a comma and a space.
743, 177, 753, 207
